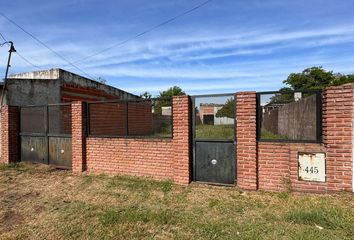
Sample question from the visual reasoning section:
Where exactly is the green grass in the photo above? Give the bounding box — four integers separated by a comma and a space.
0, 163, 353, 239
196, 124, 234, 139
261, 129, 289, 140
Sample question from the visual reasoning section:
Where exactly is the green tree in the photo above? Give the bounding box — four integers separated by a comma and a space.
269, 66, 354, 104
283, 66, 354, 91
269, 87, 293, 103
155, 86, 186, 114
215, 98, 235, 119
158, 86, 186, 98
140, 91, 152, 99
332, 73, 354, 86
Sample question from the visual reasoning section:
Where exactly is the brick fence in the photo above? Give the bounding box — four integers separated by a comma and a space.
72, 96, 191, 185
1, 84, 353, 193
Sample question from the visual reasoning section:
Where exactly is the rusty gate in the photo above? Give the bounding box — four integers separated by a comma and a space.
20, 104, 72, 169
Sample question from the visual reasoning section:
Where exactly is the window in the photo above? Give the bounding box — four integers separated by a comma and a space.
88, 98, 172, 138
194, 95, 235, 140
257, 91, 322, 142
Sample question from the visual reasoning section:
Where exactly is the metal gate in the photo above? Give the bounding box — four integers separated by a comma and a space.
192, 94, 236, 185
20, 104, 72, 169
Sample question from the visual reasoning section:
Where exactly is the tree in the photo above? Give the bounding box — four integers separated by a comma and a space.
268, 67, 354, 104
158, 86, 186, 98
140, 91, 152, 99
155, 86, 186, 114
332, 73, 354, 86
283, 66, 354, 91
269, 87, 293, 104
215, 98, 234, 119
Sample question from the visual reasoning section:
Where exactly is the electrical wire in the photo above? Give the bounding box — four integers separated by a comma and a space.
0, 12, 96, 79
0, 32, 6, 42
0, 0, 213, 76
69, 0, 214, 64
15, 51, 42, 69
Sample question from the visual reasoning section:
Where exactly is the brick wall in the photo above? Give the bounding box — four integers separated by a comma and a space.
88, 102, 153, 136
86, 138, 174, 179
257, 83, 353, 193
127, 102, 153, 136
322, 83, 353, 192
89, 102, 126, 135
258, 142, 326, 192
172, 96, 191, 184
61, 84, 118, 102
236, 92, 257, 190
1, 83, 351, 193
77, 96, 191, 184
0, 106, 19, 164
72, 101, 86, 173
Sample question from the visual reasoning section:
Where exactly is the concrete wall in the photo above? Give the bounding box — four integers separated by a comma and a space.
6, 68, 138, 106
59, 69, 137, 100
262, 94, 317, 140
6, 79, 61, 106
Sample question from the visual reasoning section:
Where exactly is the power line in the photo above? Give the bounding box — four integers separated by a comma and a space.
0, 12, 96, 79
0, 32, 41, 69
0, 0, 213, 77
0, 32, 6, 41
70, 0, 214, 65
15, 51, 42, 69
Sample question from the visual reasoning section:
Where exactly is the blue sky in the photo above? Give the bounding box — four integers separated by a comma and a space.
0, 0, 354, 95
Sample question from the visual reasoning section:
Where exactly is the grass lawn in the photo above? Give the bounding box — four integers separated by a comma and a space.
196, 124, 234, 139
0, 163, 353, 240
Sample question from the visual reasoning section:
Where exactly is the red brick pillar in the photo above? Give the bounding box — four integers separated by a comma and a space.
236, 92, 257, 190
323, 83, 353, 191
72, 101, 86, 173
0, 106, 19, 164
173, 95, 191, 184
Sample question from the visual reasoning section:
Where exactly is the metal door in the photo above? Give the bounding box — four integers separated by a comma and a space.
192, 94, 236, 185
20, 104, 72, 169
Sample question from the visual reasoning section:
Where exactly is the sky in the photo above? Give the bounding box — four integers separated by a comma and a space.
0, 0, 354, 96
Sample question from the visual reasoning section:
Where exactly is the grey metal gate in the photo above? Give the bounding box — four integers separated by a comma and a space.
20, 104, 72, 169
192, 94, 236, 185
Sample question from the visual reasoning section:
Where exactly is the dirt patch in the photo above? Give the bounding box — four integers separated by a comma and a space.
3, 191, 40, 202
0, 210, 24, 231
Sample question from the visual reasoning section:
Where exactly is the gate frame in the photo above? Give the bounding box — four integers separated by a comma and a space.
191, 93, 237, 186
19, 102, 72, 169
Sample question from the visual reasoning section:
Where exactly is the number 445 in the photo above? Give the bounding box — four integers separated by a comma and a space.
304, 166, 319, 174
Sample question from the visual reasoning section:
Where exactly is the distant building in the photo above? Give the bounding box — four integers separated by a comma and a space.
161, 106, 172, 116
0, 68, 138, 106
197, 103, 234, 125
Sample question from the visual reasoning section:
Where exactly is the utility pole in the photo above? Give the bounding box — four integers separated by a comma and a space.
1, 41, 16, 106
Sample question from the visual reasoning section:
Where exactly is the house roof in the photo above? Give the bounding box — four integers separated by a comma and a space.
8, 68, 138, 99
